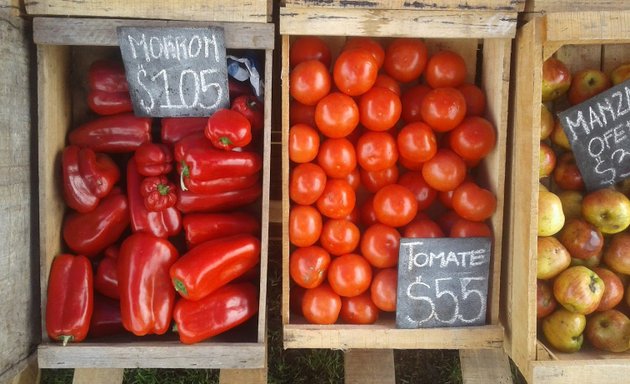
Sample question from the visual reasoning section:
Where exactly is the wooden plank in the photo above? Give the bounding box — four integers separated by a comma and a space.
279, 7, 517, 38
4, 355, 39, 384
281, 34, 291, 329
555, 45, 603, 75
283, 0, 523, 11
602, 44, 630, 74
344, 350, 395, 384
72, 369, 124, 384
219, 368, 267, 384
544, 11, 630, 47
33, 17, 275, 50
459, 349, 512, 384
531, 360, 630, 384
524, 0, 630, 13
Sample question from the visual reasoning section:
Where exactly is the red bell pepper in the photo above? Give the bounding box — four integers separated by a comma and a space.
89, 59, 128, 93
170, 234, 260, 301
231, 95, 263, 134
173, 282, 258, 344
94, 245, 119, 300
87, 89, 132, 116
88, 293, 126, 339
179, 147, 262, 190
205, 109, 252, 150
173, 132, 212, 163
140, 176, 177, 211
161, 117, 208, 145
63, 188, 129, 256
135, 142, 174, 176
183, 212, 260, 248
62, 145, 120, 213
46, 254, 93, 346
68, 113, 152, 153
228, 78, 253, 102
118, 232, 179, 336
183, 173, 259, 195
127, 158, 181, 238
176, 184, 262, 214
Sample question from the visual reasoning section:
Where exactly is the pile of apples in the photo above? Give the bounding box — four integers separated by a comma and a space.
537, 58, 630, 353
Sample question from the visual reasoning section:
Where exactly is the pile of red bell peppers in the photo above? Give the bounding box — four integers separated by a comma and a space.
46, 59, 264, 346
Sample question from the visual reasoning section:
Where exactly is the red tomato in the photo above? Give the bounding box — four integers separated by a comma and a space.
360, 195, 378, 227
290, 163, 327, 205
290, 99, 317, 127
439, 189, 455, 209
317, 138, 357, 179
438, 210, 462, 234
315, 92, 360, 138
356, 131, 398, 172
328, 253, 373, 297
397, 122, 437, 163
361, 223, 400, 268
316, 179, 356, 219
397, 171, 437, 211
290, 36, 332, 68
290, 59, 331, 106
452, 181, 496, 222
344, 206, 361, 225
373, 74, 401, 96
424, 50, 467, 88
290, 246, 331, 289
333, 49, 379, 96
458, 83, 486, 117
421, 149, 467, 192
289, 205, 322, 247
359, 87, 402, 132
343, 37, 385, 69
302, 283, 341, 324
320, 219, 361, 256
420, 87, 467, 132
383, 38, 428, 83
449, 218, 492, 238
403, 218, 445, 238
345, 167, 361, 190
340, 292, 379, 324
370, 268, 397, 312
360, 166, 399, 193
398, 155, 424, 171
401, 84, 431, 123
289, 123, 320, 163
373, 184, 418, 227
448, 116, 496, 161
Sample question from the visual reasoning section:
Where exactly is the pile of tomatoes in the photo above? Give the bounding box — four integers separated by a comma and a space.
288, 36, 498, 325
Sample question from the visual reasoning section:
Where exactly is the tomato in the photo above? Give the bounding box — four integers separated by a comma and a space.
397, 171, 437, 211
327, 253, 372, 297
289, 205, 322, 247
320, 219, 361, 256
401, 84, 431, 123
397, 122, 437, 163
438, 189, 454, 209
437, 210, 462, 235
361, 223, 400, 268
360, 165, 399, 193
398, 155, 423, 171
317, 138, 357, 179
290, 59, 331, 106
383, 38, 428, 83
370, 268, 397, 312
356, 131, 398, 172
302, 283, 341, 324
448, 116, 496, 161
424, 50, 467, 88
340, 292, 379, 324
290, 36, 332, 68
458, 83, 486, 117
373, 184, 418, 227
290, 163, 327, 205
315, 92, 360, 138
316, 179, 356, 219
452, 181, 496, 222
345, 167, 361, 190
420, 87, 467, 132
289, 123, 320, 163
373, 74, 401, 96
290, 99, 317, 127
421, 149, 467, 192
449, 218, 492, 238
290, 246, 331, 289
358, 87, 402, 132
403, 218, 445, 238
360, 195, 378, 227
333, 49, 379, 96
343, 37, 385, 69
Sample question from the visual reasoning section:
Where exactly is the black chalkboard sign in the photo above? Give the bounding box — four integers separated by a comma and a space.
396, 237, 491, 329
558, 79, 630, 191
117, 27, 229, 118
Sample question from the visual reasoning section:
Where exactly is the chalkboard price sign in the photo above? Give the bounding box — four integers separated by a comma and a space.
558, 79, 630, 191
396, 237, 491, 329
117, 27, 229, 118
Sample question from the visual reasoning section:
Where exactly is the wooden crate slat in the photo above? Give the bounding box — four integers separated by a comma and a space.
530, 360, 630, 383
219, 368, 267, 384
283, 0, 523, 11
602, 44, 630, 74
545, 11, 630, 46
344, 350, 395, 384
524, 0, 630, 13
280, 34, 291, 329
459, 349, 513, 384
72, 369, 124, 384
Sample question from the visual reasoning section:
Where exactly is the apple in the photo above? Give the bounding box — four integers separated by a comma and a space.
539, 142, 556, 179
558, 190, 583, 221
539, 183, 549, 192
611, 63, 630, 85
553, 266, 604, 315
540, 103, 554, 140
585, 309, 630, 352
542, 308, 586, 353
537, 236, 571, 280
553, 152, 585, 191
582, 188, 630, 234
603, 232, 630, 275
551, 118, 572, 151
538, 190, 565, 236
542, 58, 572, 102
592, 267, 624, 311
537, 279, 558, 319
557, 218, 603, 267
568, 69, 612, 106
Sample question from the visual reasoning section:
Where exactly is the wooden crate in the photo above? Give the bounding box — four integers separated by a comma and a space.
506, 11, 630, 383
34, 16, 274, 369
523, 0, 629, 13
279, 1, 516, 350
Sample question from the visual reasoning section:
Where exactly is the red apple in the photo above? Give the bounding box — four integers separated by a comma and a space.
603, 232, 630, 275
592, 267, 624, 312
554, 266, 604, 315
537, 236, 571, 280
611, 63, 630, 85
582, 188, 630, 234
585, 309, 630, 352
568, 69, 612, 106
553, 152, 584, 191
551, 118, 572, 151
541, 103, 554, 140
557, 218, 603, 267
542, 58, 572, 102
539, 142, 557, 179
537, 279, 558, 319
557, 190, 584, 221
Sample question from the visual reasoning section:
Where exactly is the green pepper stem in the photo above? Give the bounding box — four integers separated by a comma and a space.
60, 335, 73, 347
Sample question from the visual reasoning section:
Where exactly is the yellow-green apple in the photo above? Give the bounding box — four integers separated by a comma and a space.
542, 58, 572, 102
551, 119, 572, 151
558, 190, 584, 221
537, 236, 571, 280
539, 183, 549, 192
537, 279, 558, 319
603, 232, 630, 275
538, 190, 565, 236
557, 218, 603, 267
553, 266, 604, 315
553, 152, 585, 191
611, 63, 630, 85
542, 308, 586, 353
585, 309, 630, 352
592, 267, 624, 311
539, 142, 556, 179
568, 69, 612, 106
582, 188, 630, 234
541, 103, 554, 140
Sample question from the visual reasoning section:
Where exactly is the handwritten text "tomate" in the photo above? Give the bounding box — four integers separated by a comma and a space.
401, 241, 488, 270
